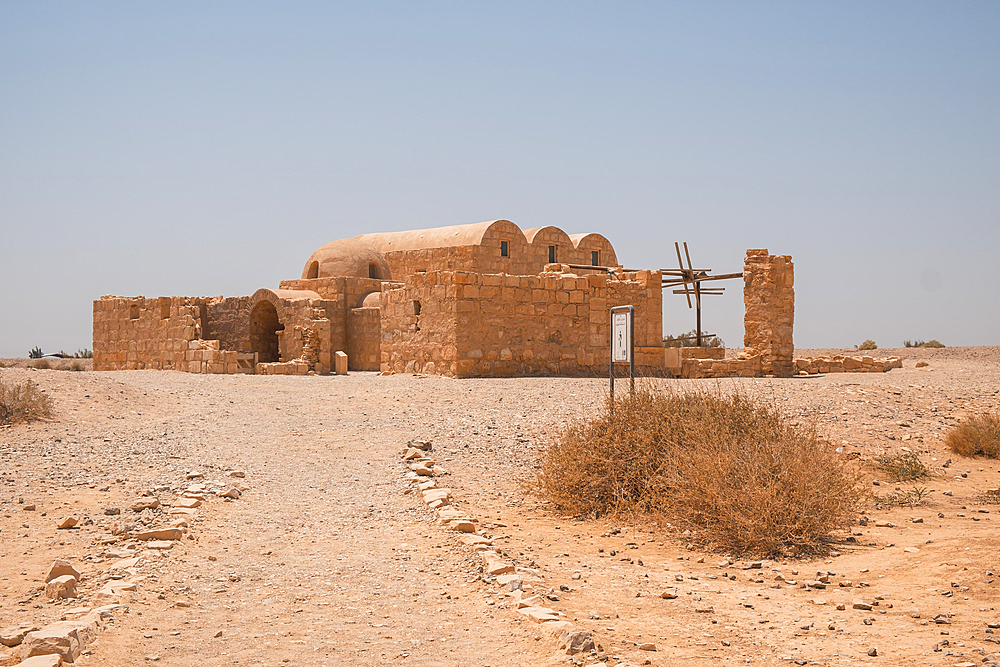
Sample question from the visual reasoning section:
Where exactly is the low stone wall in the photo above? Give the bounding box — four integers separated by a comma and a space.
380, 269, 664, 377
93, 296, 210, 371
347, 307, 381, 371
795, 355, 903, 374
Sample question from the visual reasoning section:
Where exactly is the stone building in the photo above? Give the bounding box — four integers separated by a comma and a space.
93, 219, 899, 378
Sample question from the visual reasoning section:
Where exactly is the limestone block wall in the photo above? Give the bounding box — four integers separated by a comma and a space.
204, 297, 252, 353
280, 276, 383, 362
795, 355, 903, 374
346, 307, 381, 371
379, 269, 663, 377
743, 249, 794, 377
94, 296, 210, 371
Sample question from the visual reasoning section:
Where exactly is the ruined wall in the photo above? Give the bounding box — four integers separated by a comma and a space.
743, 249, 794, 377
280, 276, 383, 366
346, 307, 381, 371
204, 296, 252, 353
94, 296, 205, 371
380, 269, 663, 377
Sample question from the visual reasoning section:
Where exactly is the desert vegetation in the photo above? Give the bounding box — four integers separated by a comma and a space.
904, 339, 946, 348
945, 413, 1000, 458
871, 451, 928, 482
0, 375, 55, 425
535, 388, 862, 557
857, 339, 878, 351
662, 330, 724, 348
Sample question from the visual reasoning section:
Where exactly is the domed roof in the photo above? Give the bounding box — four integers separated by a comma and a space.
302, 238, 392, 280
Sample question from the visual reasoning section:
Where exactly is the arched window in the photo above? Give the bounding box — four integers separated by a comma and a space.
368, 262, 382, 279
306, 261, 319, 279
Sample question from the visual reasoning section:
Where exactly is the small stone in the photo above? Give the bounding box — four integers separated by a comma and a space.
874, 521, 894, 528
218, 487, 241, 499
933, 614, 951, 624
638, 642, 656, 651
130, 498, 160, 512
213, 630, 222, 638
172, 498, 201, 509
853, 601, 873, 610
45, 560, 82, 583
134, 528, 183, 541
695, 606, 714, 613
57, 517, 78, 530
903, 547, 920, 553
15, 655, 64, 667
103, 507, 120, 516
558, 630, 596, 655
0, 623, 39, 647
226, 470, 245, 478
660, 588, 678, 599
867, 647, 877, 657
45, 575, 78, 600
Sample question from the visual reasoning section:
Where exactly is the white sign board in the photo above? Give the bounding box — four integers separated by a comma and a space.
612, 311, 632, 362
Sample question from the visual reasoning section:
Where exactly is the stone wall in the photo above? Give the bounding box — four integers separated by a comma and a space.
743, 249, 794, 377
347, 307, 381, 371
94, 296, 209, 371
795, 355, 903, 374
204, 297, 252, 354
379, 269, 663, 377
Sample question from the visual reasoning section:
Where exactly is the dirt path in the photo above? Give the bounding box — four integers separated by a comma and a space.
1, 348, 999, 666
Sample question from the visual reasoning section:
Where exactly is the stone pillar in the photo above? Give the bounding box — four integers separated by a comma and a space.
743, 249, 794, 377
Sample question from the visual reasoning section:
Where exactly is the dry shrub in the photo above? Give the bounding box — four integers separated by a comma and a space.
535, 388, 863, 557
0, 376, 55, 425
871, 451, 928, 482
32, 358, 51, 370
945, 413, 1000, 458
69, 360, 84, 372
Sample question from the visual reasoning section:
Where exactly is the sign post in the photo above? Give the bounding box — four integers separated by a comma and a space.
610, 305, 635, 403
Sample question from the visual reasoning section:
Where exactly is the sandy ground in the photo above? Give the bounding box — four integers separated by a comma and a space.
1, 347, 999, 667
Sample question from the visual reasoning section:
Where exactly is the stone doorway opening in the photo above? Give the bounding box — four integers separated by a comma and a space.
250, 301, 283, 363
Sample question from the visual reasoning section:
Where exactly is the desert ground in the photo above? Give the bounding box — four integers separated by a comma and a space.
1, 346, 999, 667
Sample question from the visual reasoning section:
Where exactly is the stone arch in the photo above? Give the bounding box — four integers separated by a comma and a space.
250, 300, 282, 363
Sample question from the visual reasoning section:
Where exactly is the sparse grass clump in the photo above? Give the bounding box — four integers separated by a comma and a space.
904, 339, 946, 348
945, 413, 1000, 458
32, 358, 51, 370
871, 451, 928, 482
535, 389, 863, 557
857, 339, 878, 351
875, 486, 930, 508
0, 376, 55, 425
69, 360, 85, 372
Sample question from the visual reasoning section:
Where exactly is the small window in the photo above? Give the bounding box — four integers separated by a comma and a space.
129, 304, 140, 320
500, 240, 509, 258
548, 245, 556, 263
160, 302, 171, 319
368, 262, 381, 279
412, 300, 421, 316
306, 261, 319, 279
592, 250, 600, 266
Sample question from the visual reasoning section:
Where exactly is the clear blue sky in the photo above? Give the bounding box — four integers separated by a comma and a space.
2, 2, 998, 357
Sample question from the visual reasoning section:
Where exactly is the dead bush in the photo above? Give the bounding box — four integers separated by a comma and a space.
32, 358, 51, 370
945, 413, 1000, 458
535, 389, 862, 557
0, 376, 55, 425
871, 451, 928, 482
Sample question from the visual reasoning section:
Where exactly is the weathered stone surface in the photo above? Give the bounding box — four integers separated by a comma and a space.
45, 561, 81, 584
130, 498, 160, 512
558, 629, 595, 655
447, 520, 476, 533
18, 620, 96, 663
14, 655, 64, 667
134, 528, 183, 541
516, 606, 561, 623
660, 588, 678, 599
144, 540, 174, 550
44, 576, 77, 600
218, 487, 241, 499
56, 517, 78, 530
484, 560, 514, 575
171, 498, 201, 509
1, 624, 39, 648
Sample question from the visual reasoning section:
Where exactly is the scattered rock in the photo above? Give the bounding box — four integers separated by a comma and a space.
0, 624, 39, 648
558, 630, 595, 655
133, 528, 183, 541
218, 487, 241, 499
130, 498, 160, 512
660, 588, 678, 599
44, 576, 78, 600
171, 498, 201, 509
15, 655, 64, 667
638, 642, 656, 651
56, 517, 78, 530
45, 560, 82, 584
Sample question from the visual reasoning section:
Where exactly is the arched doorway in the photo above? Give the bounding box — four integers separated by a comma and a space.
250, 301, 282, 363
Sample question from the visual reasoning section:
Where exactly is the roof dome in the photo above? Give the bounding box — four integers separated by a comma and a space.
302, 238, 392, 280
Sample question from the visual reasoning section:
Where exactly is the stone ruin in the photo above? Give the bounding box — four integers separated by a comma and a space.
92, 220, 900, 378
